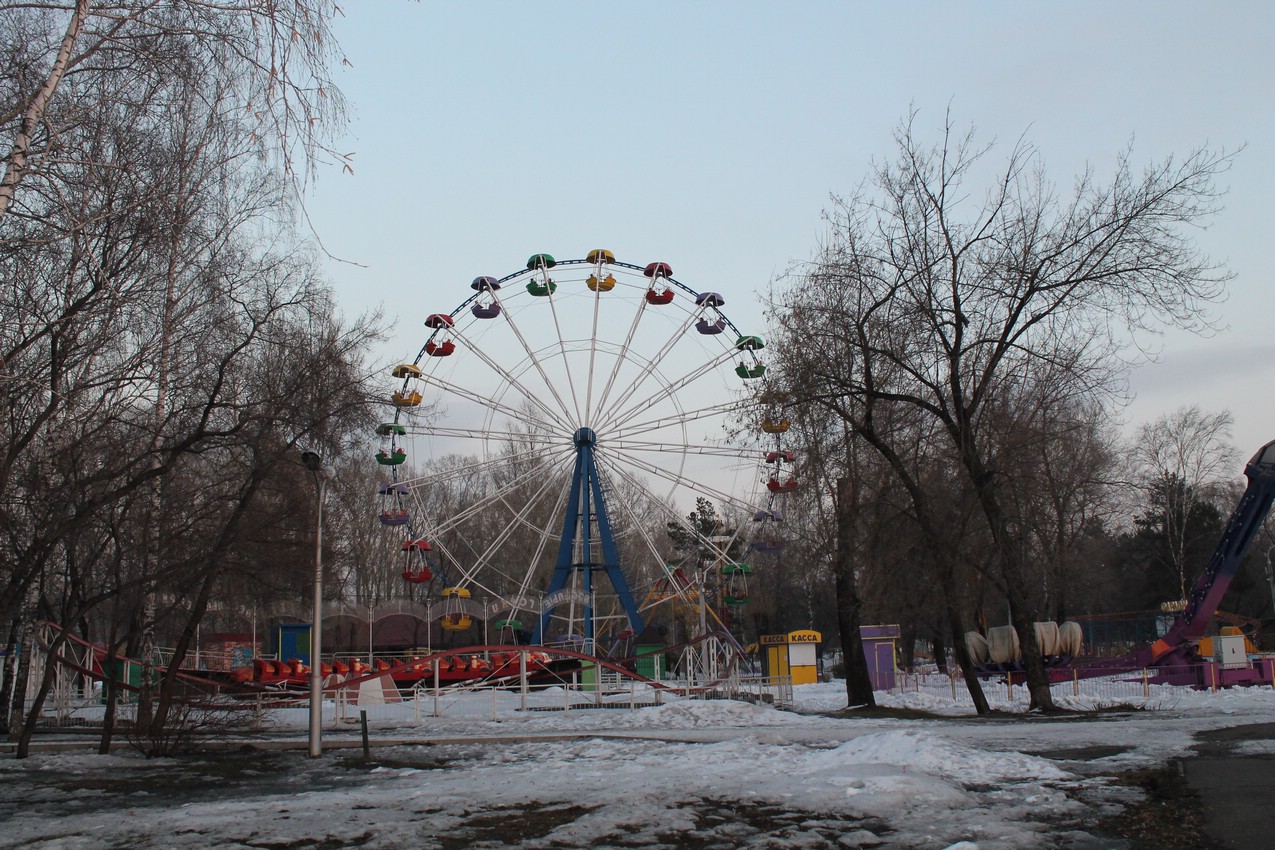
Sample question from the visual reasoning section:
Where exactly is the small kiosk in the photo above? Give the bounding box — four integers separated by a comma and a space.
760, 629, 821, 685
860, 624, 900, 690
273, 622, 313, 666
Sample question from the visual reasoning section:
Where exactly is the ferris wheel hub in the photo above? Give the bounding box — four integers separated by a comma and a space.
573, 427, 598, 447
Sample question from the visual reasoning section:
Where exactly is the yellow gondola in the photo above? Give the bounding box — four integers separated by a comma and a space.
392, 389, 423, 407
392, 363, 422, 379
440, 587, 473, 631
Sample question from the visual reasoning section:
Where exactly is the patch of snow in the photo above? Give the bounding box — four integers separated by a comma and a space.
4, 682, 1275, 848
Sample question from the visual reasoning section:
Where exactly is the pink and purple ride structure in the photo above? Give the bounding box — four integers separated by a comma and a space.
1087, 439, 1275, 688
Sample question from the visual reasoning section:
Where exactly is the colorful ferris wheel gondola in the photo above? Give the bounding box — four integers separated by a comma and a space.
440, 586, 473, 631
401, 538, 434, 584
470, 276, 502, 319
392, 388, 423, 407
378, 482, 411, 526
424, 313, 456, 357
376, 447, 407, 465
734, 334, 766, 380
586, 248, 618, 292
722, 562, 753, 607
643, 261, 676, 305
749, 396, 797, 555
525, 253, 557, 296
694, 291, 727, 335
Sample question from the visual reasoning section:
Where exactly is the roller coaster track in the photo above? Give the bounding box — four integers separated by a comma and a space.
32, 621, 744, 701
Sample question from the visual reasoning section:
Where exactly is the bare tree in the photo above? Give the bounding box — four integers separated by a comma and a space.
769, 110, 1233, 710
1132, 405, 1236, 601
0, 1, 347, 221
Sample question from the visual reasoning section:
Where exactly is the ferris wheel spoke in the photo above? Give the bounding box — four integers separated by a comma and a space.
593, 455, 703, 608
598, 454, 746, 568
421, 372, 565, 435
393, 444, 564, 489
539, 279, 585, 424
426, 451, 574, 597
411, 447, 573, 537
591, 308, 704, 431
608, 399, 748, 441
585, 274, 650, 428
448, 323, 576, 430
446, 454, 574, 596
583, 272, 604, 428
511, 470, 573, 602
602, 438, 756, 458
479, 287, 582, 426
407, 425, 564, 447
603, 445, 759, 515
595, 346, 740, 435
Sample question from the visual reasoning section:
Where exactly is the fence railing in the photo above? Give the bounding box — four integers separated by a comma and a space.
892, 658, 1275, 707
27, 650, 1275, 735
25, 663, 797, 732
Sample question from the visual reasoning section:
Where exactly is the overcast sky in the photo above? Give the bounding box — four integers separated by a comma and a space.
305, 1, 1275, 467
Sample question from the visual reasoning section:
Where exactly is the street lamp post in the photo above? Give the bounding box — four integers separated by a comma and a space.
301, 450, 332, 758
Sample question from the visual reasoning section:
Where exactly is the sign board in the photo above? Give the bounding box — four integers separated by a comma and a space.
544, 588, 590, 607
760, 630, 822, 646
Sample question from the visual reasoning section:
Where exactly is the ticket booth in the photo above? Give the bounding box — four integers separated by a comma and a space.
761, 629, 821, 685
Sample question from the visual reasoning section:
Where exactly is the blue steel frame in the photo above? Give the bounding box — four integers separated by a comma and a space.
532, 427, 644, 645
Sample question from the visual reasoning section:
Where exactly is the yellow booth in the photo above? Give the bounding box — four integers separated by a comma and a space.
761, 629, 821, 685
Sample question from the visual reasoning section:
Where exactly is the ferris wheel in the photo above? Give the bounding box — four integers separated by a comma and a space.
376, 250, 773, 647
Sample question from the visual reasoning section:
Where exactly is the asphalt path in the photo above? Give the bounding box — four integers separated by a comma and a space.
1184, 722, 1275, 850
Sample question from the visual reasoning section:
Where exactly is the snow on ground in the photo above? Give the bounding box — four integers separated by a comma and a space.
3, 682, 1275, 849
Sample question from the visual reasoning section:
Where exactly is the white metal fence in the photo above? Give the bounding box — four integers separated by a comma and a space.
892, 660, 1275, 709
24, 662, 795, 732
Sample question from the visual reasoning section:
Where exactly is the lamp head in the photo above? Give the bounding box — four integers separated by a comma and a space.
301, 450, 324, 472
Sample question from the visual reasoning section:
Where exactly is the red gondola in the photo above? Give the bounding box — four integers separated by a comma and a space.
645, 287, 675, 305
425, 339, 456, 357
402, 539, 432, 582
767, 474, 798, 493
425, 313, 455, 329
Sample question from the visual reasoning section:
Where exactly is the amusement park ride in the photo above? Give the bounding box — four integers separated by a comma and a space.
967, 439, 1275, 687
31, 250, 1275, 699
238, 249, 796, 692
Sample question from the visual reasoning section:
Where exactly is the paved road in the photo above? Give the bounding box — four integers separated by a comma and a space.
1184, 722, 1275, 850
